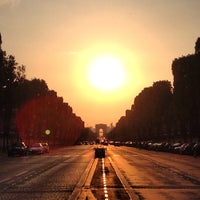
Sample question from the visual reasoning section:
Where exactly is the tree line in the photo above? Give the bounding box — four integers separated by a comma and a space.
0, 33, 84, 151
108, 37, 200, 143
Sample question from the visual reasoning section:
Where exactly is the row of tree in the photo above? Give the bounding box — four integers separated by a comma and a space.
0, 33, 84, 151
108, 38, 200, 142
16, 93, 84, 146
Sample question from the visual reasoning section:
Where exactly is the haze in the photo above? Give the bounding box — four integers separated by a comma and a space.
0, 0, 199, 127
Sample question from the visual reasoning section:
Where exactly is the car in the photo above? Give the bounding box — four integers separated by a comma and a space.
8, 142, 28, 156
180, 143, 195, 155
114, 141, 121, 146
29, 143, 44, 154
193, 143, 200, 157
169, 142, 182, 153
41, 142, 49, 153
94, 147, 106, 158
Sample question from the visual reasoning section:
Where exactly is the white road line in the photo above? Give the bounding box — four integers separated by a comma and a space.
102, 158, 109, 200
0, 177, 11, 183
108, 156, 139, 200
15, 170, 28, 177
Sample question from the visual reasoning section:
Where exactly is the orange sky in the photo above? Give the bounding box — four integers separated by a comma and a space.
0, 0, 200, 127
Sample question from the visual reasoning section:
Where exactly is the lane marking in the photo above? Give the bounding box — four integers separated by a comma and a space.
108, 156, 139, 200
15, 170, 28, 177
102, 158, 109, 200
0, 177, 11, 183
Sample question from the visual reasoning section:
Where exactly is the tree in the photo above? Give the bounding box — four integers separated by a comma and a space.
111, 81, 172, 142
0, 34, 26, 151
16, 93, 84, 146
195, 37, 200, 54
172, 47, 200, 139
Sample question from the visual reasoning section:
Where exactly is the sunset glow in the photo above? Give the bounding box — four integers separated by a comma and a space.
71, 43, 143, 108
1, 0, 199, 126
88, 55, 126, 91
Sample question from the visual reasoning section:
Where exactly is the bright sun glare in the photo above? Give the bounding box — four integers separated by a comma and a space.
88, 55, 126, 91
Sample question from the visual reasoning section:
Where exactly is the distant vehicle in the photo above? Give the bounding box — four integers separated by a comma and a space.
83, 141, 89, 145
8, 142, 28, 156
76, 141, 83, 145
94, 147, 106, 158
102, 140, 109, 145
109, 141, 114, 145
114, 141, 121, 146
29, 143, 44, 154
41, 142, 49, 153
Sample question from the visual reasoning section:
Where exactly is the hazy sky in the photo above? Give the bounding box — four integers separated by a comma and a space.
0, 0, 200, 127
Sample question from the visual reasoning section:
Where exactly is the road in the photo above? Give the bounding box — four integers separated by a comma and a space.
108, 145, 200, 200
0, 145, 200, 200
0, 146, 94, 200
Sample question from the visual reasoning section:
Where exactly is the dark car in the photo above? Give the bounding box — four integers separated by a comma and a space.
41, 142, 49, 153
180, 143, 195, 155
8, 142, 28, 156
114, 141, 121, 146
94, 147, 106, 158
29, 143, 44, 154
193, 143, 200, 157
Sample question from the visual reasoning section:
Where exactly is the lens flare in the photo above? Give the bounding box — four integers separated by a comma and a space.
45, 129, 51, 135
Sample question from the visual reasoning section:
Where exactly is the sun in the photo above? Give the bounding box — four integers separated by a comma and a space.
88, 55, 126, 91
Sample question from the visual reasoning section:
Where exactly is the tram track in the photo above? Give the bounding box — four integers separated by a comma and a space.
1, 146, 199, 199
75, 154, 140, 200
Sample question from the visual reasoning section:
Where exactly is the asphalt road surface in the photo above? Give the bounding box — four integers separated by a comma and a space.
108, 145, 200, 200
0, 145, 200, 200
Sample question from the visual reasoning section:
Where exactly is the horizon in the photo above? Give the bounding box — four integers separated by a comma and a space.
0, 0, 199, 127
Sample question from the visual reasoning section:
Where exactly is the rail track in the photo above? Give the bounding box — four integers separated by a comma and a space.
72, 154, 140, 200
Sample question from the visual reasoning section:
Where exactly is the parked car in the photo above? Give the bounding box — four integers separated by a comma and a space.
29, 143, 44, 154
8, 142, 28, 156
174, 143, 186, 154
179, 143, 194, 155
193, 143, 200, 157
169, 142, 182, 153
41, 142, 49, 153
